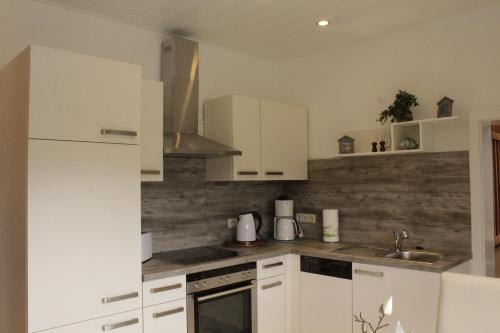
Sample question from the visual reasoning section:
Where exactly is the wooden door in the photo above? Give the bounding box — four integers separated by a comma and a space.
28, 140, 142, 332
260, 100, 308, 180
28, 45, 141, 144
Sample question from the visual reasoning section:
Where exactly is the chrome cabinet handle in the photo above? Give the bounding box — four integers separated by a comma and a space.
198, 284, 255, 302
150, 283, 182, 294
102, 292, 139, 304
141, 170, 161, 175
238, 171, 258, 176
153, 307, 184, 319
102, 318, 139, 331
101, 129, 138, 137
261, 281, 282, 290
265, 171, 284, 176
354, 269, 384, 278
263, 262, 283, 269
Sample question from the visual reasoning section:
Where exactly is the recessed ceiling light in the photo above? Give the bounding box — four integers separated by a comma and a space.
317, 20, 329, 27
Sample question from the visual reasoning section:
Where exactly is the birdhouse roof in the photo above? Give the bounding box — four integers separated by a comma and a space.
338, 135, 354, 142
437, 96, 454, 105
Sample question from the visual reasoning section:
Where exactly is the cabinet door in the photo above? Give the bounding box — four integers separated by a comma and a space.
353, 263, 440, 333
143, 299, 187, 333
300, 272, 352, 333
258, 275, 286, 333
231, 96, 262, 180
261, 100, 308, 180
28, 45, 141, 144
39, 310, 142, 333
205, 95, 261, 181
141, 79, 164, 182
27, 140, 142, 332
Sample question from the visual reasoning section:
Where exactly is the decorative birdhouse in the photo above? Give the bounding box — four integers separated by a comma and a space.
338, 135, 355, 154
437, 97, 454, 118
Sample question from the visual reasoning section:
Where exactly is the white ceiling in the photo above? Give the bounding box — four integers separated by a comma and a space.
38, 0, 496, 61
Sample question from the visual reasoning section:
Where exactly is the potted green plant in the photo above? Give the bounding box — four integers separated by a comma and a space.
378, 90, 419, 124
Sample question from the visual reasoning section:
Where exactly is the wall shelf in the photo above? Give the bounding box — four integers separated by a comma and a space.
335, 116, 468, 158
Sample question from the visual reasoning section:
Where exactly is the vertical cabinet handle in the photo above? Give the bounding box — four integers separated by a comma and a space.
265, 171, 284, 176
101, 129, 137, 137
102, 318, 139, 331
150, 283, 182, 294
153, 307, 184, 319
261, 281, 282, 290
263, 262, 284, 269
354, 269, 384, 278
102, 292, 139, 304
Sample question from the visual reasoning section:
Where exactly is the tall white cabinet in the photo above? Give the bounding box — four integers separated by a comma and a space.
204, 95, 308, 181
0, 45, 142, 333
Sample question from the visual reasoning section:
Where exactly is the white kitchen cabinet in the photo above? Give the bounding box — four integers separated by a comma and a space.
0, 46, 142, 333
260, 100, 308, 181
353, 263, 440, 333
257, 256, 286, 279
301, 271, 352, 333
143, 275, 186, 307
39, 309, 143, 333
258, 275, 286, 333
143, 298, 187, 333
141, 79, 164, 182
28, 45, 141, 144
205, 95, 262, 181
28, 140, 142, 332
204, 95, 308, 181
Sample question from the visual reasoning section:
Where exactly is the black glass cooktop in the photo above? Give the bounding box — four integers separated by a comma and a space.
153, 246, 239, 265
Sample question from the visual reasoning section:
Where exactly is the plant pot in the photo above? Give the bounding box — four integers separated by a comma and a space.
400, 112, 414, 122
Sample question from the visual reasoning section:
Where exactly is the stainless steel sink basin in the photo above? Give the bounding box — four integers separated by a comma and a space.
383, 251, 446, 263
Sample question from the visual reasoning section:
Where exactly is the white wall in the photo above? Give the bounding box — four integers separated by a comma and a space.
0, 0, 280, 116
278, 2, 500, 159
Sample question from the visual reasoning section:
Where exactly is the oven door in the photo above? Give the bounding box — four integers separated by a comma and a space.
188, 281, 257, 333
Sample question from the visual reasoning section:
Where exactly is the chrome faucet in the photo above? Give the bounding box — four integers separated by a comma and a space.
393, 230, 409, 252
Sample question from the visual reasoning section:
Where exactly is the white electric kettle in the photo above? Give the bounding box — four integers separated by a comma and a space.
237, 211, 262, 242
274, 217, 300, 241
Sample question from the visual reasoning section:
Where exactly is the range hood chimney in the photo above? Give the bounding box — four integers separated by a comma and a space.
162, 36, 242, 158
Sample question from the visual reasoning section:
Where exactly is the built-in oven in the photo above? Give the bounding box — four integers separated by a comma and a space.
187, 262, 257, 333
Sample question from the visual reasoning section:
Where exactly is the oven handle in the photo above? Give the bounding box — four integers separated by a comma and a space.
197, 284, 255, 302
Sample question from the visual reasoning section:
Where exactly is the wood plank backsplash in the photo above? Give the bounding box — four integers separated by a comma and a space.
141, 158, 282, 253
283, 151, 471, 253
142, 152, 471, 254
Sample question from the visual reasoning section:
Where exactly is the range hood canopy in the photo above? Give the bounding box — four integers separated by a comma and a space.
162, 36, 241, 158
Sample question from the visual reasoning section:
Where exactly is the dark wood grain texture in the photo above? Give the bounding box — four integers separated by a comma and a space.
284, 151, 471, 253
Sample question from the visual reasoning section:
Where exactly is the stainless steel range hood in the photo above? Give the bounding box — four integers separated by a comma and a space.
162, 36, 242, 158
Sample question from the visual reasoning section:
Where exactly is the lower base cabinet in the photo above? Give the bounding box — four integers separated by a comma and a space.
143, 298, 187, 333
257, 275, 286, 333
353, 263, 440, 333
39, 310, 142, 333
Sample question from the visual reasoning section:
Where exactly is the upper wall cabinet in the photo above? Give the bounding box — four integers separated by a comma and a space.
28, 45, 141, 144
141, 79, 164, 182
204, 95, 308, 181
261, 100, 308, 180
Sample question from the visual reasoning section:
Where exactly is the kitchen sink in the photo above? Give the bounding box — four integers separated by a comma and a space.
382, 250, 446, 263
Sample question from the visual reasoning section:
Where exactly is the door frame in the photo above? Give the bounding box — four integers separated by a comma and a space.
469, 109, 499, 276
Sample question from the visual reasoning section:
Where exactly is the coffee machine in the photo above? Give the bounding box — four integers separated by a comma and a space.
274, 195, 303, 241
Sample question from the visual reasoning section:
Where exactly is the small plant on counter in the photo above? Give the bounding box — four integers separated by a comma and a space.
354, 297, 411, 333
378, 90, 419, 124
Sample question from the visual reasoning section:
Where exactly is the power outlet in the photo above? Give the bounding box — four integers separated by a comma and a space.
227, 218, 238, 229
296, 213, 316, 224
